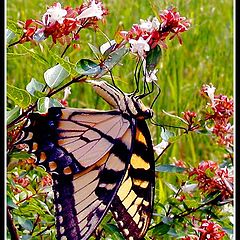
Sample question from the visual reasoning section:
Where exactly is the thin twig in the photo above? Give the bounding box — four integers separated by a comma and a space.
34, 224, 55, 236
7, 207, 19, 240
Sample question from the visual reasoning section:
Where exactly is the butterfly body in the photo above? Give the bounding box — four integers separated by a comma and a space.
18, 80, 155, 240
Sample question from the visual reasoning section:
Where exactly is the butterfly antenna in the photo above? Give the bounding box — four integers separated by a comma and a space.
150, 82, 161, 109
132, 59, 141, 96
109, 69, 117, 88
150, 118, 188, 132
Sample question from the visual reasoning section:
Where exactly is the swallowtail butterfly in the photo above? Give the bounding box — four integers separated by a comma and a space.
18, 80, 155, 240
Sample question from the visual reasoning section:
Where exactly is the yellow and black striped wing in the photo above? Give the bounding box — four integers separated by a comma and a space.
111, 119, 155, 240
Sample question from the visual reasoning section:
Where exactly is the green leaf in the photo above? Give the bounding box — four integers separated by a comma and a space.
152, 222, 170, 236
203, 191, 221, 203
26, 78, 45, 96
9, 151, 32, 159
155, 164, 186, 173
88, 43, 101, 59
22, 235, 31, 240
37, 97, 62, 113
25, 200, 46, 216
184, 199, 199, 208
6, 29, 16, 44
146, 45, 162, 72
49, 51, 78, 75
33, 199, 52, 215
103, 224, 125, 240
7, 196, 18, 209
7, 84, 32, 108
6, 20, 19, 35
75, 59, 101, 75
44, 64, 70, 88
18, 45, 48, 66
162, 216, 173, 224
164, 182, 178, 193
96, 46, 128, 77
17, 216, 33, 231
7, 106, 21, 125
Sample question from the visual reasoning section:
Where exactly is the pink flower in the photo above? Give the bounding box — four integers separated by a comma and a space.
77, 0, 105, 20
182, 110, 200, 131
13, 175, 30, 188
160, 7, 190, 44
202, 84, 216, 104
17, 1, 108, 45
41, 174, 53, 187
201, 84, 234, 147
195, 219, 225, 240
120, 7, 190, 59
189, 160, 233, 200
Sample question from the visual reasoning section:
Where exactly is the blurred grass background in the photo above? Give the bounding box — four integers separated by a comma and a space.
7, 0, 233, 222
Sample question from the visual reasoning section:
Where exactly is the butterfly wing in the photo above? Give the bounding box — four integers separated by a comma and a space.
18, 107, 136, 240
110, 119, 155, 240
19, 107, 131, 175
53, 123, 134, 240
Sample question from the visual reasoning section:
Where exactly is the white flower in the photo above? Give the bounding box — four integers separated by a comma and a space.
182, 183, 198, 193
77, 0, 104, 20
129, 37, 150, 58
42, 3, 67, 25
145, 69, 158, 82
63, 87, 71, 101
152, 17, 161, 30
204, 84, 216, 104
139, 19, 153, 31
153, 140, 169, 156
139, 17, 160, 32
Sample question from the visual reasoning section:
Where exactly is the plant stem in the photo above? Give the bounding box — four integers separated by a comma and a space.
34, 224, 55, 236
7, 207, 19, 240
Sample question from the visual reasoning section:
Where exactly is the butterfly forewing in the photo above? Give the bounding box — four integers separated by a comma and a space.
110, 120, 155, 240
19, 108, 131, 175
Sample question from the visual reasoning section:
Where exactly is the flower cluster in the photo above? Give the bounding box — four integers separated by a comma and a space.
195, 219, 226, 240
18, 1, 108, 44
120, 7, 190, 59
41, 174, 53, 187
182, 110, 200, 131
181, 219, 225, 240
201, 84, 234, 147
12, 174, 30, 193
189, 160, 233, 201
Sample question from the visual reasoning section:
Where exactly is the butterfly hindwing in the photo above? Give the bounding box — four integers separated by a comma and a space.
110, 119, 155, 240
53, 123, 134, 240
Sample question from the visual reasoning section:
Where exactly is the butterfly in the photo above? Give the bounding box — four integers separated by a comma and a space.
18, 80, 155, 240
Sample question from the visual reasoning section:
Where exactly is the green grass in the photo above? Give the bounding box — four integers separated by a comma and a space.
7, 0, 233, 239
